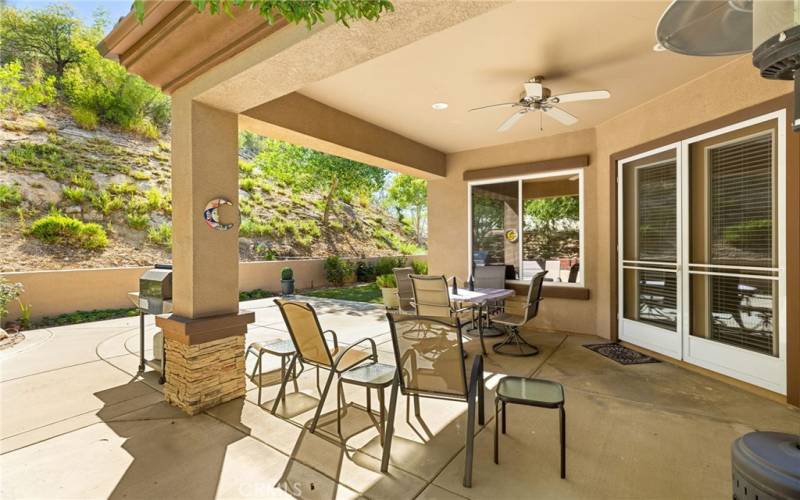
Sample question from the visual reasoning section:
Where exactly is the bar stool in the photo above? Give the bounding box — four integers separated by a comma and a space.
245, 339, 304, 412
336, 362, 396, 444
494, 376, 566, 479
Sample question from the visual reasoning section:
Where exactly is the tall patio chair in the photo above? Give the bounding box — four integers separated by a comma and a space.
393, 267, 415, 315
409, 274, 471, 319
380, 314, 485, 487
274, 299, 378, 432
491, 271, 547, 356
473, 264, 508, 325
567, 262, 580, 283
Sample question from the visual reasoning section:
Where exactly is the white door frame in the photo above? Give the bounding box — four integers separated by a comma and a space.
617, 142, 683, 360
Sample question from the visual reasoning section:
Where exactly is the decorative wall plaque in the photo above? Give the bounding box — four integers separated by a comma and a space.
203, 198, 237, 231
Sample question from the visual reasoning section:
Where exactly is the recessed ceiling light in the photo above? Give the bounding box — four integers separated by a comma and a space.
431, 102, 448, 110
653, 42, 667, 52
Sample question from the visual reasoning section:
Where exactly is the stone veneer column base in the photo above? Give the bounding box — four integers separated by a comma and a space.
163, 335, 246, 415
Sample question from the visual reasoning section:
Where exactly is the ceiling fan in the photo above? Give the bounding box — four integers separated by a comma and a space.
469, 76, 610, 132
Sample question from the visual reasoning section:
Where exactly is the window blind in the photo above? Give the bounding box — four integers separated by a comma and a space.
637, 162, 677, 262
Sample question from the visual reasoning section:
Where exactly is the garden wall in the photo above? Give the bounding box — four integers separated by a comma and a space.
1, 255, 426, 322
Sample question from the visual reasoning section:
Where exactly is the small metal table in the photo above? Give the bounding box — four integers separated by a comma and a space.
337, 362, 396, 445
451, 288, 515, 352
245, 339, 304, 412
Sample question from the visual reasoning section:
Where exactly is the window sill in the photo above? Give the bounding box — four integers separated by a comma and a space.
505, 280, 590, 300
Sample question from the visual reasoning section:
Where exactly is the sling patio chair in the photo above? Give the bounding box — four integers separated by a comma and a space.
380, 314, 485, 487
393, 267, 416, 315
274, 299, 380, 433
409, 274, 480, 350
473, 264, 508, 326
491, 270, 547, 356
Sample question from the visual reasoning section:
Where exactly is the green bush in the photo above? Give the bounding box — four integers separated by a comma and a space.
130, 117, 159, 139
3, 141, 75, 180
240, 178, 256, 192
130, 170, 151, 181
147, 222, 171, 248
0, 277, 25, 323
412, 260, 428, 275
0, 61, 56, 116
239, 289, 274, 301
144, 187, 164, 211
375, 274, 396, 288
324, 256, 353, 286
29, 213, 108, 249
399, 242, 424, 256
0, 184, 23, 207
374, 256, 406, 276
90, 190, 123, 215
126, 212, 149, 230
355, 261, 377, 282
62, 186, 88, 204
70, 106, 98, 130
107, 181, 137, 195
281, 267, 293, 280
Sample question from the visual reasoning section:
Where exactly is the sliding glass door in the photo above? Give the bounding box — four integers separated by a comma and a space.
618, 111, 787, 394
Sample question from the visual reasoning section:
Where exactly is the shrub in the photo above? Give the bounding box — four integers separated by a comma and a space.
375, 274, 396, 288
130, 170, 151, 180
281, 267, 293, 281
355, 261, 377, 283
374, 256, 406, 276
239, 160, 254, 174
62, 186, 88, 204
130, 117, 160, 139
0, 184, 23, 207
239, 289, 273, 301
0, 61, 56, 116
3, 141, 75, 180
240, 178, 256, 192
91, 190, 123, 215
29, 213, 108, 249
412, 260, 428, 275
399, 242, 424, 256
0, 277, 24, 324
144, 187, 164, 211
324, 256, 353, 286
70, 106, 98, 130
147, 222, 171, 248
126, 212, 149, 230
70, 170, 95, 190
108, 181, 137, 195
255, 243, 276, 261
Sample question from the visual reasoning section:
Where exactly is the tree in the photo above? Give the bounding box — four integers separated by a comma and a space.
0, 4, 83, 81
523, 196, 580, 261
386, 174, 427, 243
0, 60, 56, 116
135, 0, 394, 29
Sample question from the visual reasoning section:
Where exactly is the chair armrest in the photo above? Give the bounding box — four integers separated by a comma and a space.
333, 337, 378, 367
322, 329, 338, 350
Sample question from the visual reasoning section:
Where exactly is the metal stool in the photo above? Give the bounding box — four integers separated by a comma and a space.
245, 339, 304, 412
494, 376, 566, 479
336, 362, 396, 445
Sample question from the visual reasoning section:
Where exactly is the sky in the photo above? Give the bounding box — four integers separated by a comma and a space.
8, 0, 133, 32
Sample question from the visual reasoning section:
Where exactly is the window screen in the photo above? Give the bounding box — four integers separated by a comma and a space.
637, 162, 677, 262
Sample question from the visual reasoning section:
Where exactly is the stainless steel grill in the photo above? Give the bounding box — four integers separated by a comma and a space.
129, 264, 173, 384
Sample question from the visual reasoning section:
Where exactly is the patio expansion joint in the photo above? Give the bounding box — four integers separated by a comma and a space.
0, 353, 133, 384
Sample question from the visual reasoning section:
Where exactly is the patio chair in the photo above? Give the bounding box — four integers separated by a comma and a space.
473, 264, 507, 324
567, 262, 580, 283
491, 271, 547, 356
274, 299, 378, 433
393, 267, 415, 315
409, 274, 472, 320
380, 314, 485, 488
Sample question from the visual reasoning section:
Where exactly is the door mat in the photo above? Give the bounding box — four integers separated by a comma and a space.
583, 343, 660, 365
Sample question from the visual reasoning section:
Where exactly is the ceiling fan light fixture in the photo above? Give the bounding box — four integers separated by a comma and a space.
431, 102, 449, 110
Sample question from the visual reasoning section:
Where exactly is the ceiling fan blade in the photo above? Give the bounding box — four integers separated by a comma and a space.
498, 111, 526, 132
544, 106, 578, 126
468, 102, 518, 112
523, 82, 543, 99
551, 90, 610, 103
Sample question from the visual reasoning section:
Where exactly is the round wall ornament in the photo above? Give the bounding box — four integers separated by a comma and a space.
505, 229, 519, 242
203, 198, 238, 231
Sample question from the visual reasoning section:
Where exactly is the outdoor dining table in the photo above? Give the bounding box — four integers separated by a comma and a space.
450, 287, 515, 354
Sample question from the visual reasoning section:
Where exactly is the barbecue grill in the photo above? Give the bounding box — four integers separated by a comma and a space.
128, 264, 173, 384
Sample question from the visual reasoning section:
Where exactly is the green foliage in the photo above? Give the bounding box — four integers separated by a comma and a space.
324, 256, 354, 286
62, 186, 88, 204
108, 182, 137, 195
239, 289, 274, 301
91, 190, 123, 215
126, 212, 149, 230
16, 299, 33, 329
386, 174, 427, 242
240, 178, 256, 192
147, 222, 172, 248
255, 243, 277, 260
722, 219, 772, 248
130, 117, 160, 139
281, 267, 293, 281
70, 170, 95, 190
239, 160, 254, 174
130, 170, 151, 181
0, 60, 56, 115
355, 261, 377, 282
303, 283, 382, 304
29, 213, 108, 249
398, 242, 424, 256
3, 141, 75, 180
411, 260, 428, 275
375, 273, 396, 288
38, 307, 139, 327
0, 184, 23, 207
70, 106, 98, 130
523, 195, 580, 261
0, 277, 25, 323
144, 187, 165, 211
374, 256, 406, 276
141, 0, 395, 29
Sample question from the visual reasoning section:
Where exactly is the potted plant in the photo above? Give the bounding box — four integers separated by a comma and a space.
280, 267, 295, 295
376, 273, 398, 309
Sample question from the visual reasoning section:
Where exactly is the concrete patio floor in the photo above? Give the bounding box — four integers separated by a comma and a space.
1, 297, 798, 499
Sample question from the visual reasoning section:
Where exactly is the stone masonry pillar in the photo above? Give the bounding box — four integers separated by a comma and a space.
155, 96, 253, 415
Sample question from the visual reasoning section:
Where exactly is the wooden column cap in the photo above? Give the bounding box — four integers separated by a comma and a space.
156, 310, 255, 345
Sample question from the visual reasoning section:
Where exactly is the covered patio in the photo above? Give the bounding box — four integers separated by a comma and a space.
2, 295, 797, 498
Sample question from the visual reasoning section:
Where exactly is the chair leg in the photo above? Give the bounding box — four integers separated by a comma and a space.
256, 352, 263, 407
310, 368, 335, 433
478, 370, 485, 426
367, 387, 372, 413
494, 398, 500, 464
502, 401, 506, 434
560, 404, 566, 479
413, 394, 421, 417
378, 386, 386, 446
272, 354, 296, 414
381, 374, 400, 473
336, 378, 344, 436
463, 391, 477, 488
279, 355, 287, 403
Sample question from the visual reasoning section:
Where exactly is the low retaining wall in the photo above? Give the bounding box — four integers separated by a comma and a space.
1, 255, 425, 322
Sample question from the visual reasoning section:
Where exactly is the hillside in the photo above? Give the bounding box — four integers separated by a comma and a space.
0, 107, 423, 272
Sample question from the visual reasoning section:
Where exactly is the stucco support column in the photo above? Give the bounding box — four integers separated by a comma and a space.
156, 96, 253, 415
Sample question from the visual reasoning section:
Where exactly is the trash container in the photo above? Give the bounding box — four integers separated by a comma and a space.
731, 432, 800, 499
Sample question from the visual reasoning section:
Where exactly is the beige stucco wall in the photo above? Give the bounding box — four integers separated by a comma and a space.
427, 55, 792, 338
1, 255, 424, 323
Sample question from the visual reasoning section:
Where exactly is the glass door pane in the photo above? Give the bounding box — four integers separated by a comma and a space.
471, 181, 519, 278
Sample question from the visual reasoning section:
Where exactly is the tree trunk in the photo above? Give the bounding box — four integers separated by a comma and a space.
322, 177, 338, 226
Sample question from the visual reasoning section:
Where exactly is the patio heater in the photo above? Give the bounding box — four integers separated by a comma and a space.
657, 2, 800, 497
129, 264, 173, 384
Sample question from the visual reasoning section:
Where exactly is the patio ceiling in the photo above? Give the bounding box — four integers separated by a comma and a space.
298, 1, 740, 153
